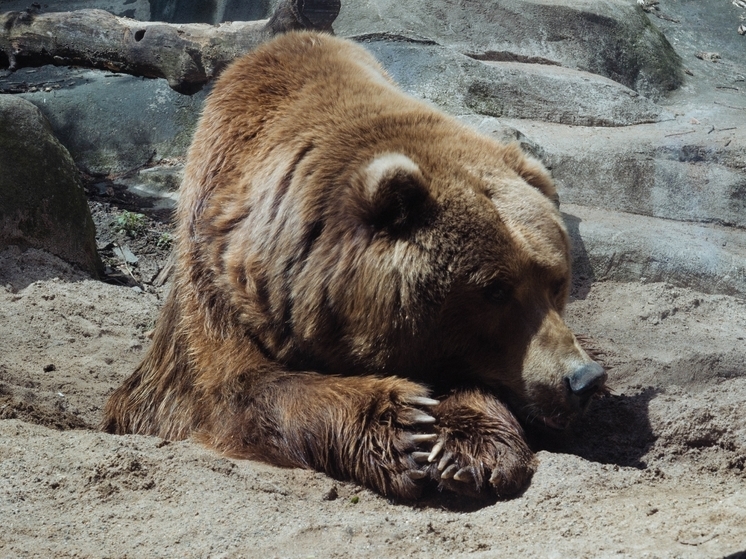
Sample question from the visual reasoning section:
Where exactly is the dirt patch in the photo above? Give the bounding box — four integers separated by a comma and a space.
0, 247, 161, 430
84, 175, 175, 292
0, 395, 89, 430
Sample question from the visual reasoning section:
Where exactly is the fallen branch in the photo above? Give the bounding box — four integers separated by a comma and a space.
0, 0, 340, 94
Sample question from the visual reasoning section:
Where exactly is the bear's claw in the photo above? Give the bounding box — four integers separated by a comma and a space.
436, 449, 453, 470
489, 468, 507, 485
404, 396, 440, 407
406, 469, 428, 480
440, 463, 459, 480
428, 440, 444, 462
452, 467, 476, 484
403, 409, 437, 424
412, 451, 431, 463
408, 433, 438, 444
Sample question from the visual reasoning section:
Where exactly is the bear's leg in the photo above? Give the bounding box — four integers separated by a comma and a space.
427, 388, 536, 498
200, 373, 439, 500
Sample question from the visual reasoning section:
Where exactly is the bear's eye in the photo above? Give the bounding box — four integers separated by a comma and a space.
552, 279, 567, 300
484, 282, 512, 305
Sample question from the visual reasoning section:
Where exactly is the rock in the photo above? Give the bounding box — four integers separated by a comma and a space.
113, 245, 138, 266
4, 66, 207, 175
363, 41, 668, 127
464, 62, 666, 127
149, 0, 273, 23
456, 115, 546, 161
0, 0, 151, 20
337, 0, 684, 99
116, 163, 183, 211
0, 0, 274, 23
0, 95, 102, 277
565, 203, 746, 297
642, 0, 746, 120
498, 118, 746, 229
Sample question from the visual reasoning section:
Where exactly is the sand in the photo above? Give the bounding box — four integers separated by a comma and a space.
1, 205, 745, 558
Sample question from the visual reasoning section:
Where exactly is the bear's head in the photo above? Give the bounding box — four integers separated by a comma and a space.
219, 124, 605, 432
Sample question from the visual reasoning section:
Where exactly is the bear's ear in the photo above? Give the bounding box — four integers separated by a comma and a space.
360, 153, 429, 231
502, 144, 560, 209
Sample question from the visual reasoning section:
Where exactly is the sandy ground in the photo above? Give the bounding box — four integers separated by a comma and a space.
1, 199, 746, 559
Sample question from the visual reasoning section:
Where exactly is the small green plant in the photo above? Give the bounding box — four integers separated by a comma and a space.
156, 232, 173, 250
115, 211, 147, 237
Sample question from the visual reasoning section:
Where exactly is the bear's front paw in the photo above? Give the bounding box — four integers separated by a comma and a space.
427, 432, 535, 498
350, 381, 441, 500
425, 389, 536, 498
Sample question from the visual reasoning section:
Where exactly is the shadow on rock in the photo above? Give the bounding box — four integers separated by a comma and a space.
529, 387, 659, 469
562, 211, 595, 301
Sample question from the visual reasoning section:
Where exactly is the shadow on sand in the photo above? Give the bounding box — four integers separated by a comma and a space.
529, 387, 659, 469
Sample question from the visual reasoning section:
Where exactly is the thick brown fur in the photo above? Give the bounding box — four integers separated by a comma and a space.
102, 31, 604, 500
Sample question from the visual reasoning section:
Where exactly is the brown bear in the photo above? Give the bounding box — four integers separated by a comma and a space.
102, 31, 606, 500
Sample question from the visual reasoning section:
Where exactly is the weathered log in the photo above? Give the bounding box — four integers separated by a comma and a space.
0, 0, 341, 94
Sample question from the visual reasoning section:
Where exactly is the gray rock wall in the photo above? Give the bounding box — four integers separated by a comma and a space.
363, 40, 669, 126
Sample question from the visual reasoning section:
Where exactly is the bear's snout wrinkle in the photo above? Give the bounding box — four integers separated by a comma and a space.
564, 361, 606, 406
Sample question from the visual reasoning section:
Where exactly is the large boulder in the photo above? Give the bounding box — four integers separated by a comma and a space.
500, 119, 746, 229
336, 0, 684, 99
364, 40, 668, 127
564, 204, 746, 298
2, 66, 207, 175
0, 95, 102, 277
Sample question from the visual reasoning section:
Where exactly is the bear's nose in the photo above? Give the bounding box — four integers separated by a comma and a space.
565, 362, 606, 406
